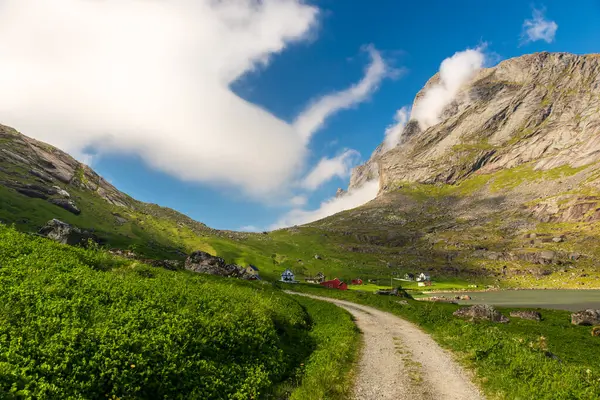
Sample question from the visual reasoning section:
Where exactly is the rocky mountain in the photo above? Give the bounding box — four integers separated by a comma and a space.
0, 124, 249, 259
324, 52, 600, 288
351, 52, 600, 190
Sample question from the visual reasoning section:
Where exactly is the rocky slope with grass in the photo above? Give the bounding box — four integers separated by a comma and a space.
318, 52, 600, 288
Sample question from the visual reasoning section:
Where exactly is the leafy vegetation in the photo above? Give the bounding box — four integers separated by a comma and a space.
286, 296, 360, 400
289, 284, 600, 400
0, 224, 325, 399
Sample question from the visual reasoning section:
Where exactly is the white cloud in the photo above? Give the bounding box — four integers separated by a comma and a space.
0, 0, 390, 200
383, 106, 411, 150
271, 180, 379, 229
293, 45, 391, 141
301, 149, 360, 190
289, 195, 308, 207
412, 46, 486, 130
521, 9, 558, 44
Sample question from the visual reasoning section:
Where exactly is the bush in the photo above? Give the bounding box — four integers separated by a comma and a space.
0, 225, 312, 399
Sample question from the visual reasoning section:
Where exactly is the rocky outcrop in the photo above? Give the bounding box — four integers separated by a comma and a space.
38, 219, 99, 246
453, 304, 509, 323
509, 311, 542, 321
571, 309, 600, 326
0, 124, 134, 208
184, 251, 252, 279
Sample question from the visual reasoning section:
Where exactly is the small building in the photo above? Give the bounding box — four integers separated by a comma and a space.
320, 278, 348, 290
416, 272, 431, 282
305, 272, 326, 284
245, 265, 260, 280
404, 273, 415, 281
280, 269, 297, 283
351, 278, 363, 285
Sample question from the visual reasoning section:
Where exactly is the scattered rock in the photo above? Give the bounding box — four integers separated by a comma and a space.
185, 251, 251, 279
453, 304, 509, 323
49, 198, 81, 215
509, 311, 542, 321
396, 300, 409, 305
17, 188, 49, 200
147, 259, 183, 271
592, 326, 600, 337
29, 169, 54, 183
552, 236, 564, 243
571, 309, 600, 326
38, 219, 99, 246
52, 186, 70, 198
314, 254, 322, 260
459, 295, 472, 300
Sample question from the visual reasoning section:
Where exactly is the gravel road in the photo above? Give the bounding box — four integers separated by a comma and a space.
290, 293, 484, 400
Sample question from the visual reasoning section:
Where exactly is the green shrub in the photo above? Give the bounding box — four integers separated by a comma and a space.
0, 225, 312, 399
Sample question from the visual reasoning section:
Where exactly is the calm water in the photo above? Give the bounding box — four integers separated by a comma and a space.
434, 290, 600, 311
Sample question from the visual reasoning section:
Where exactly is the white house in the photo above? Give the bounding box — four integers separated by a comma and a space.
280, 269, 297, 283
416, 272, 431, 282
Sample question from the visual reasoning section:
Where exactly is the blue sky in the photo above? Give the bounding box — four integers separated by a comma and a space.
1, 0, 599, 230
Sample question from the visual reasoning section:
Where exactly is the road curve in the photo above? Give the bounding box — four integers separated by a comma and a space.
289, 292, 484, 400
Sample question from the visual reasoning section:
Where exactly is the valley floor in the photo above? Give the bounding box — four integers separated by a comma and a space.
289, 292, 483, 400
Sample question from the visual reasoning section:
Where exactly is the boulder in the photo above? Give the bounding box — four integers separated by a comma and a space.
38, 219, 98, 246
453, 304, 509, 323
52, 186, 71, 198
49, 198, 81, 215
185, 251, 247, 278
571, 309, 600, 326
509, 311, 542, 321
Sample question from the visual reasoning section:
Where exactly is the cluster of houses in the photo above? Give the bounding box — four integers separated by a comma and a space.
277, 269, 433, 289
279, 269, 363, 291
403, 272, 432, 286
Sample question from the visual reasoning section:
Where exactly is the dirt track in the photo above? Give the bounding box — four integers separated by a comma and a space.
290, 293, 484, 400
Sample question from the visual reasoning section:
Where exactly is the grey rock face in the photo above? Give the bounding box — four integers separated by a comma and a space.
453, 304, 509, 323
49, 199, 81, 215
571, 309, 600, 326
38, 219, 98, 246
351, 53, 600, 190
509, 310, 542, 321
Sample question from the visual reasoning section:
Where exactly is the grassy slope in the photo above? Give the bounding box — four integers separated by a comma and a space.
0, 224, 360, 399
289, 284, 600, 400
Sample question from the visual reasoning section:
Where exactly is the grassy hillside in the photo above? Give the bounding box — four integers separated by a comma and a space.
3, 124, 600, 288
0, 224, 359, 399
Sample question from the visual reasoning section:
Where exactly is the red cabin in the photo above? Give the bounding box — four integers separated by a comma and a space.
351, 279, 363, 285
320, 278, 348, 290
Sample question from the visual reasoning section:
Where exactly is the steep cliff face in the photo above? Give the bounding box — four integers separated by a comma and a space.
351, 52, 600, 191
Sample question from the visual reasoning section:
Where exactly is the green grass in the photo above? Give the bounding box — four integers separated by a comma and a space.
286, 296, 360, 400
0, 224, 323, 399
289, 284, 600, 400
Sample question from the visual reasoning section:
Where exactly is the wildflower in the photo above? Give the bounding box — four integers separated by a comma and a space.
130, 364, 135, 368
